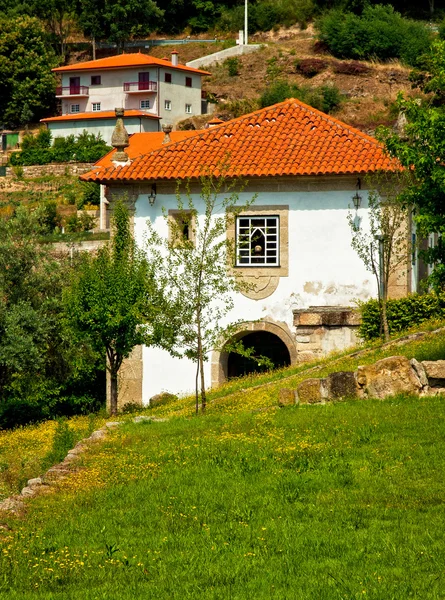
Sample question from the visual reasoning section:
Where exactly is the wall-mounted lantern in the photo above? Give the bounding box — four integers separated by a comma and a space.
149, 184, 157, 206
352, 177, 362, 210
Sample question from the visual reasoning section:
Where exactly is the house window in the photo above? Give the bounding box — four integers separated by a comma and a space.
92, 102, 101, 111
185, 76, 192, 87
185, 103, 192, 114
236, 215, 279, 266
164, 72, 172, 83
140, 99, 150, 109
70, 104, 80, 113
168, 209, 195, 246
91, 75, 101, 85
164, 100, 172, 111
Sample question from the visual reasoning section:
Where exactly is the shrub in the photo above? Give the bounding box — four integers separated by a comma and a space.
316, 5, 432, 67
295, 58, 328, 77
260, 80, 343, 113
225, 56, 240, 77
332, 60, 372, 75
359, 292, 445, 340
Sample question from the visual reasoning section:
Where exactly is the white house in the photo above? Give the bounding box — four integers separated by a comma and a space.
41, 52, 210, 143
82, 99, 406, 408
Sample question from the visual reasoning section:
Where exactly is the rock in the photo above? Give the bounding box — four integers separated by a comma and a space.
133, 415, 167, 423
149, 392, 178, 407
325, 371, 359, 399
422, 360, 445, 387
296, 378, 327, 404
356, 355, 422, 399
297, 350, 317, 363
410, 358, 429, 388
106, 421, 122, 429
0, 498, 24, 512
26, 477, 43, 488
278, 388, 297, 406
89, 429, 107, 441
20, 486, 35, 497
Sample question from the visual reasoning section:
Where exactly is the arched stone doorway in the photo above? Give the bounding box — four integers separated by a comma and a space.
211, 320, 297, 387
227, 331, 291, 379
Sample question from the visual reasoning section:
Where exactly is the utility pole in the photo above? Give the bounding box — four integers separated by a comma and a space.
244, 0, 248, 45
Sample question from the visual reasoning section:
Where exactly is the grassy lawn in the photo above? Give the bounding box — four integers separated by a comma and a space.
1, 325, 445, 598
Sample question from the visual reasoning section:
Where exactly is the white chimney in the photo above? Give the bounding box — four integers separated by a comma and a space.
171, 50, 179, 66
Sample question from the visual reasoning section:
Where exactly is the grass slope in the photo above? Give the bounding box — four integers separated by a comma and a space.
2, 325, 445, 598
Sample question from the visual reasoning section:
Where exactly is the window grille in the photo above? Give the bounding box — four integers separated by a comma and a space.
236, 215, 279, 266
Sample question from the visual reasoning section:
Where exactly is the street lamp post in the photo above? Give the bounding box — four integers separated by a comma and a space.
245, 0, 248, 45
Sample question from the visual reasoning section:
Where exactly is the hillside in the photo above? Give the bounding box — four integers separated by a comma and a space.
1, 323, 445, 598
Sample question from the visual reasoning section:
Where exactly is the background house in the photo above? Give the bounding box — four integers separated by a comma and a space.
42, 52, 210, 143
82, 99, 405, 408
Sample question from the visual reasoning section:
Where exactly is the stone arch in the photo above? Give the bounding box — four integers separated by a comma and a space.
211, 320, 297, 387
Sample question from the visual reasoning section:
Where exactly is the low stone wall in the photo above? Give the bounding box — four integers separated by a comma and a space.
5, 162, 95, 178
186, 44, 262, 68
293, 306, 361, 362
279, 356, 445, 406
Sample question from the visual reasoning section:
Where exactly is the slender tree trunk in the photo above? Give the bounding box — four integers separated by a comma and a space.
382, 297, 390, 341
195, 361, 199, 415
92, 36, 96, 61
110, 368, 118, 415
199, 351, 206, 412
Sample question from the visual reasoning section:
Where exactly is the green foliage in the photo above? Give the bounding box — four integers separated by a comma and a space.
358, 292, 445, 340
225, 56, 240, 77
79, 182, 101, 208
0, 16, 58, 128
42, 418, 75, 467
317, 5, 432, 66
260, 80, 343, 113
9, 131, 111, 166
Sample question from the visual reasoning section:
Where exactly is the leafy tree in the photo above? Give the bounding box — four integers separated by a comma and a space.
347, 173, 409, 340
378, 40, 445, 291
0, 16, 58, 128
65, 201, 165, 415
147, 174, 260, 413
103, 0, 163, 52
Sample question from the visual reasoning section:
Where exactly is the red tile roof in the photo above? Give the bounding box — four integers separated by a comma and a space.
81, 98, 400, 183
41, 110, 160, 123
53, 53, 210, 76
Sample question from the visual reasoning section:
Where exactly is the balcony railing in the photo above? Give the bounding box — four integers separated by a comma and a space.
56, 86, 89, 97
123, 81, 158, 93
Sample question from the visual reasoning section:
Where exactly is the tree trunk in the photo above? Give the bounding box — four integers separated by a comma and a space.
381, 297, 390, 342
199, 351, 206, 412
110, 369, 118, 416
92, 36, 96, 61
195, 361, 199, 415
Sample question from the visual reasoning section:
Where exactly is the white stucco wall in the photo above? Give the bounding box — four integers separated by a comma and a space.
132, 181, 376, 402
158, 71, 203, 124
48, 117, 159, 144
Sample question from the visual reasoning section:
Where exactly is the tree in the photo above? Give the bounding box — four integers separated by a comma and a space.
0, 16, 58, 128
102, 0, 163, 52
147, 174, 259, 413
378, 39, 445, 291
65, 201, 164, 415
347, 173, 409, 340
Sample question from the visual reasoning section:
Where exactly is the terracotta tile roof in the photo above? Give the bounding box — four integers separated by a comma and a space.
53, 53, 211, 76
81, 98, 400, 183
96, 130, 202, 169
41, 110, 160, 123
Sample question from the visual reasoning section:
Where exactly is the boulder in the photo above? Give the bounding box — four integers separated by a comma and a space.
422, 360, 445, 388
325, 371, 359, 399
149, 392, 178, 407
296, 378, 327, 404
278, 388, 298, 406
356, 355, 422, 399
410, 358, 429, 389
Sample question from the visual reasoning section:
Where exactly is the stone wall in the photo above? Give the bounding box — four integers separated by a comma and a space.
5, 162, 95, 178
293, 306, 361, 362
279, 356, 445, 406
106, 346, 143, 412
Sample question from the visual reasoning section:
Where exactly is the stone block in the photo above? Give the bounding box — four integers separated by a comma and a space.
297, 350, 317, 363
356, 355, 422, 399
410, 358, 428, 388
422, 360, 445, 387
296, 378, 327, 404
278, 388, 298, 406
325, 371, 359, 399
299, 313, 322, 326
296, 335, 311, 343
149, 392, 178, 407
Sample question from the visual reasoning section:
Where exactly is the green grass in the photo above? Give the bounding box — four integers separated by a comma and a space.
39, 231, 110, 244
2, 324, 445, 598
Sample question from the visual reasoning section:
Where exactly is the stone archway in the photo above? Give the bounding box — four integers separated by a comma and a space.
211, 320, 297, 387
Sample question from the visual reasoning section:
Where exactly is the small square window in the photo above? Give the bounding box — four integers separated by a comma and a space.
236, 215, 279, 266
92, 102, 101, 111
185, 76, 192, 87
140, 99, 150, 109
185, 104, 192, 114
164, 100, 172, 111
70, 104, 80, 113
164, 72, 172, 83
168, 210, 196, 247
91, 75, 101, 85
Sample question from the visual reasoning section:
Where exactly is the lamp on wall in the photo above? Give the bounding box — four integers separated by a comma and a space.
352, 177, 362, 210
149, 184, 157, 206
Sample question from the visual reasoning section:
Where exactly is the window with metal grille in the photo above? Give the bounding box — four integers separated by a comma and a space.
236, 215, 279, 266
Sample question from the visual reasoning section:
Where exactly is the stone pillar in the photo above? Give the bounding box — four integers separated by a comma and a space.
106, 346, 143, 412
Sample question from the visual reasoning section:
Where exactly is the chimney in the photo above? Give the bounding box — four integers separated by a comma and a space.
162, 124, 173, 144
111, 107, 130, 165
171, 50, 179, 66
207, 117, 224, 128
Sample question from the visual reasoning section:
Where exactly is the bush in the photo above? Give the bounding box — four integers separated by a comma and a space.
295, 58, 328, 77
316, 5, 432, 67
225, 57, 240, 77
260, 80, 343, 113
332, 60, 372, 75
359, 292, 445, 341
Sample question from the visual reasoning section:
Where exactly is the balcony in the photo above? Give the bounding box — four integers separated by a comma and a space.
123, 81, 158, 93
56, 86, 89, 98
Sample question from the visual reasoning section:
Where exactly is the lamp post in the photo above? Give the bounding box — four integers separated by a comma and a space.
244, 0, 248, 46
